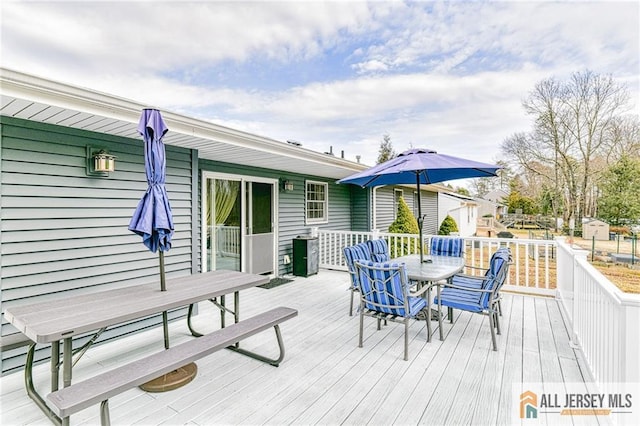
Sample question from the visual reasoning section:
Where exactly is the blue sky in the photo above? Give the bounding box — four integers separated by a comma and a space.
1, 1, 638, 166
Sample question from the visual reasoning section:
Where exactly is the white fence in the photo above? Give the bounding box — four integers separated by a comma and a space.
317, 229, 557, 296
555, 237, 640, 384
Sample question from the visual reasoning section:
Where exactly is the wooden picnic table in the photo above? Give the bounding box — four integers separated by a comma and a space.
4, 270, 269, 425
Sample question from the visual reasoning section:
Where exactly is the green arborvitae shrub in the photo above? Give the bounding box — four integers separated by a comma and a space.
389, 197, 419, 234
388, 196, 421, 257
438, 215, 459, 235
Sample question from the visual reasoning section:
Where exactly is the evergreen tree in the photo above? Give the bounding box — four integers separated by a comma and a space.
597, 155, 640, 225
377, 134, 396, 164
455, 187, 470, 196
388, 197, 420, 256
438, 215, 459, 235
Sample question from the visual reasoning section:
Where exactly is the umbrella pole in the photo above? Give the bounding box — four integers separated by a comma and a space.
159, 251, 169, 350
139, 249, 197, 392
416, 174, 424, 263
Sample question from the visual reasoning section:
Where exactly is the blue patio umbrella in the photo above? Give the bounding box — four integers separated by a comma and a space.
129, 108, 174, 349
338, 148, 500, 262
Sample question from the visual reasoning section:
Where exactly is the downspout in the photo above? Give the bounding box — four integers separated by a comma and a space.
371, 186, 378, 231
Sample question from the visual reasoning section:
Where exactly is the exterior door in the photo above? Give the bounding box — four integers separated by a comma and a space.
245, 181, 274, 275
205, 178, 242, 272
203, 172, 276, 275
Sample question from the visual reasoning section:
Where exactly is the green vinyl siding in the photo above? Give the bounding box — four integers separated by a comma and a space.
374, 185, 438, 234
198, 158, 353, 276
374, 186, 396, 231
0, 116, 194, 374
420, 190, 438, 235
349, 186, 370, 232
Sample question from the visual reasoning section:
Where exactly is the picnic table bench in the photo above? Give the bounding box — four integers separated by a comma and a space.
0, 333, 32, 352
46, 306, 298, 426
4, 270, 294, 426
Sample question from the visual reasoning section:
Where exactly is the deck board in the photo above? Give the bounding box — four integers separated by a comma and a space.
496, 292, 525, 425
0, 270, 593, 426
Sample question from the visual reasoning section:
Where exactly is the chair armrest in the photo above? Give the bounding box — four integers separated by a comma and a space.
409, 285, 432, 298
441, 282, 494, 294
452, 273, 484, 280
462, 265, 488, 274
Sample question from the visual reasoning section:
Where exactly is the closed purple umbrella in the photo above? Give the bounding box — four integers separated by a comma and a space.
129, 108, 174, 349
338, 148, 501, 262
129, 109, 173, 254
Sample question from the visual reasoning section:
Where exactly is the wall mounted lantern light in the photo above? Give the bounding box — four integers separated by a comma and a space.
282, 179, 294, 192
86, 146, 117, 176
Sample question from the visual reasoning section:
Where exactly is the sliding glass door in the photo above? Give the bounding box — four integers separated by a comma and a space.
203, 172, 277, 275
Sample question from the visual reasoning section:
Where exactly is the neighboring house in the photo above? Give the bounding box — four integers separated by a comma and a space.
483, 188, 508, 204
477, 188, 508, 218
437, 191, 478, 237
476, 197, 508, 219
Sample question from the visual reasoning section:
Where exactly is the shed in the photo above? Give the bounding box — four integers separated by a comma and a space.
583, 219, 610, 241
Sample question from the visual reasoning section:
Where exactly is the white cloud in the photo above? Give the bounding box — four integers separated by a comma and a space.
1, 0, 637, 168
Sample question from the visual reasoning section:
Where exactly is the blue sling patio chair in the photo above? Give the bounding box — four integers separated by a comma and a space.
433, 248, 511, 351
354, 260, 431, 360
428, 236, 465, 319
343, 242, 373, 316
429, 236, 465, 257
366, 238, 390, 262
447, 247, 511, 318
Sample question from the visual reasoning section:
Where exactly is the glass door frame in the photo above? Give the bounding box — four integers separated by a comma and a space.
201, 171, 279, 276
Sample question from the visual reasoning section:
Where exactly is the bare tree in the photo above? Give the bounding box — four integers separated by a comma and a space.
561, 71, 630, 218
605, 115, 640, 161
501, 70, 633, 223
471, 159, 513, 197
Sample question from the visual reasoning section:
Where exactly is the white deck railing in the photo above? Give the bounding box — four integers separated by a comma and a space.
555, 237, 640, 384
215, 225, 240, 257
317, 229, 556, 296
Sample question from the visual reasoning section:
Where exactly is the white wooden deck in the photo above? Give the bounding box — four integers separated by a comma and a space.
1, 270, 595, 425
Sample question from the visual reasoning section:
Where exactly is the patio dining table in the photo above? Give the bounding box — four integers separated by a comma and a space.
3, 269, 268, 425
394, 254, 465, 341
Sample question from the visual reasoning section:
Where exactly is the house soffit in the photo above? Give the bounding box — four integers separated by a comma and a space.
0, 68, 365, 179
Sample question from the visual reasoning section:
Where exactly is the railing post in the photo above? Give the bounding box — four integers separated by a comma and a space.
619, 295, 640, 383
570, 249, 589, 348
555, 237, 587, 347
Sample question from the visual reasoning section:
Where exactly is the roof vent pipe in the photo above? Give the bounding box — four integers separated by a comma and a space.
341, 150, 344, 159
356, 155, 361, 163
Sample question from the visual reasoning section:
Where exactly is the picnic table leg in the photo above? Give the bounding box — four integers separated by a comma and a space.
187, 304, 204, 337
437, 285, 444, 341
233, 291, 240, 348
220, 295, 226, 328
100, 400, 111, 426
51, 340, 60, 391
227, 324, 287, 367
425, 285, 432, 342
63, 337, 72, 387
187, 295, 239, 338
25, 343, 62, 426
